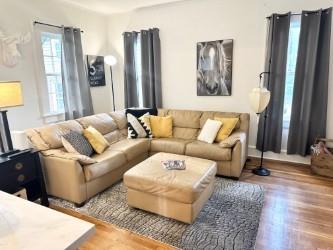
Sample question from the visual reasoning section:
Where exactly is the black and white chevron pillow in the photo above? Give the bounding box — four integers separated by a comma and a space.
127, 113, 152, 139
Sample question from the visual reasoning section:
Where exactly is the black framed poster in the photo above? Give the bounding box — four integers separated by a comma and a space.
197, 39, 233, 96
87, 55, 106, 87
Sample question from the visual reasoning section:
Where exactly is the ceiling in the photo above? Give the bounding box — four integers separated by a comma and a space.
59, 0, 185, 14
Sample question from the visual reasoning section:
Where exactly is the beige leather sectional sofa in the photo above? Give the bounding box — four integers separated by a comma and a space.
25, 109, 249, 205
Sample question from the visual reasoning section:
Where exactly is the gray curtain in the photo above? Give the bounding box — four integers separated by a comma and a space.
140, 28, 162, 108
287, 8, 332, 156
62, 27, 94, 120
124, 32, 139, 108
124, 28, 162, 108
256, 13, 291, 153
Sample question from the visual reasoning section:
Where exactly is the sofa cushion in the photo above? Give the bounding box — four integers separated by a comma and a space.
108, 138, 149, 161
25, 128, 50, 151
172, 127, 199, 140
104, 130, 124, 145
109, 110, 127, 130
185, 141, 232, 161
167, 109, 202, 129
199, 111, 216, 128
119, 128, 128, 137
84, 150, 127, 181
77, 113, 117, 135
157, 108, 169, 117
36, 120, 83, 149
150, 138, 193, 154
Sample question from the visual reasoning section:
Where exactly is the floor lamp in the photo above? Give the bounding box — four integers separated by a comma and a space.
249, 72, 271, 176
104, 55, 117, 111
0, 81, 24, 157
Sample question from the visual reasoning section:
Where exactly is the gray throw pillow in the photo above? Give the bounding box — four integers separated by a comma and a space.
62, 131, 94, 156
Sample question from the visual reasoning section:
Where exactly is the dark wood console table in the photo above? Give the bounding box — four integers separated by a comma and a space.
0, 150, 49, 206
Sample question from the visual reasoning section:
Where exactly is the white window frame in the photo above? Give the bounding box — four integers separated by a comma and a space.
33, 24, 65, 123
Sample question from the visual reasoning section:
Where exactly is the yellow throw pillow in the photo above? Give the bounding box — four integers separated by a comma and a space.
149, 115, 173, 138
214, 117, 239, 142
83, 126, 110, 154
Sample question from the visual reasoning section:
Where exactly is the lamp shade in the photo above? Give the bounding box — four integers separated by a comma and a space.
104, 55, 117, 66
249, 87, 270, 114
0, 81, 23, 108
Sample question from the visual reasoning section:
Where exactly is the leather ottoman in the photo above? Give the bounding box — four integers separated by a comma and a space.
123, 152, 217, 223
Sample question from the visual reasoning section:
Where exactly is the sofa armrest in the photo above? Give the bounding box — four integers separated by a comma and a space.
219, 131, 247, 148
229, 133, 247, 177
40, 152, 88, 204
42, 149, 97, 165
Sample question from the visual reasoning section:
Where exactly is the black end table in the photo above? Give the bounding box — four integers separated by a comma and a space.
0, 150, 49, 206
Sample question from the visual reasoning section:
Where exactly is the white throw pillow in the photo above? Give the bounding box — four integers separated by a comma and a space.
197, 119, 223, 144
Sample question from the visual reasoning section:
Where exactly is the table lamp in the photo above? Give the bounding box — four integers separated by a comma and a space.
104, 55, 117, 111
0, 81, 23, 156
248, 72, 271, 176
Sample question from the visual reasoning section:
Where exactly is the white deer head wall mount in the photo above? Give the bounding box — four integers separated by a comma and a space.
0, 30, 31, 67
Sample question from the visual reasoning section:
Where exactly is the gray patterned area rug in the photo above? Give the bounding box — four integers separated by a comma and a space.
50, 178, 264, 250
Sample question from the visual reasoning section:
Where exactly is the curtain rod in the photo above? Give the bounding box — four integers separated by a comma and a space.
122, 28, 159, 35
266, 13, 301, 19
33, 21, 84, 33
266, 9, 331, 19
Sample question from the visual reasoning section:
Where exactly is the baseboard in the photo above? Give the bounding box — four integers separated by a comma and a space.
247, 156, 310, 167
248, 145, 311, 165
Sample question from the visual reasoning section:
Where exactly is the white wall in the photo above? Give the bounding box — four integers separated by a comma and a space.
106, 0, 333, 163
0, 0, 332, 163
0, 0, 110, 131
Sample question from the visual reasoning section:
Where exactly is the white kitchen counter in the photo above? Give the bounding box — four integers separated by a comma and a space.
0, 191, 95, 250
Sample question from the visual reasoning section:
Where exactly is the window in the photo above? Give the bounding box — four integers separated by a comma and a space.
34, 24, 65, 121
41, 32, 64, 114
134, 34, 143, 107
283, 16, 301, 128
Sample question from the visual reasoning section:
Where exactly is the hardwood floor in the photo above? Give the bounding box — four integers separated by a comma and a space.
243, 158, 333, 250
53, 159, 333, 250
